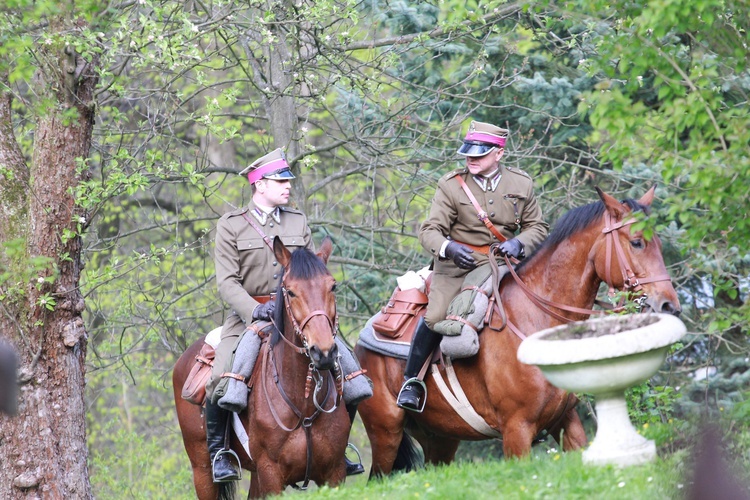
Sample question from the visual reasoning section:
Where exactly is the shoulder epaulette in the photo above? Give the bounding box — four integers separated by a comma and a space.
441, 168, 466, 182
505, 166, 531, 179
222, 206, 249, 219
279, 206, 304, 215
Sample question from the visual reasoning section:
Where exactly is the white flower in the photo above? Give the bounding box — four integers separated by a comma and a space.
618, 482, 625, 488
78, 216, 86, 224
37, 277, 45, 284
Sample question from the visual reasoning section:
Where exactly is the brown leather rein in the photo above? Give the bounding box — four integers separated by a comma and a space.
495, 211, 672, 338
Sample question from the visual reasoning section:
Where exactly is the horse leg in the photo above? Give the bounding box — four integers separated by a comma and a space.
553, 406, 588, 452
355, 348, 408, 478
250, 459, 285, 498
419, 435, 460, 466
501, 419, 536, 458
361, 408, 406, 477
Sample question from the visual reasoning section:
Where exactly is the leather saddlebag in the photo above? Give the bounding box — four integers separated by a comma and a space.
371, 287, 428, 338
181, 343, 215, 406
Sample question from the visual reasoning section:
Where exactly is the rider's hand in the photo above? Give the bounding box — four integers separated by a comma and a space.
497, 238, 524, 259
252, 301, 276, 321
445, 242, 477, 270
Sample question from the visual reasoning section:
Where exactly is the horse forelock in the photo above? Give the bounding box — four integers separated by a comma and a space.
518, 197, 650, 271
287, 247, 330, 281
270, 246, 331, 347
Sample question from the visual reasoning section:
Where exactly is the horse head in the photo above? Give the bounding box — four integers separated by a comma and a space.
594, 186, 681, 316
273, 236, 339, 370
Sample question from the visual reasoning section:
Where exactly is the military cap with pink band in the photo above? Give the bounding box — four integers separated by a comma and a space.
457, 120, 509, 157
239, 148, 296, 183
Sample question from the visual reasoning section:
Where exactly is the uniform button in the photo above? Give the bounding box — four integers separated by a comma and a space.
272, 261, 277, 266
273, 274, 278, 279
488, 199, 494, 204
269, 222, 274, 228
490, 212, 495, 217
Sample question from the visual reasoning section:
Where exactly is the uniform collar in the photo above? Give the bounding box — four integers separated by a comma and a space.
249, 202, 281, 226
472, 168, 502, 192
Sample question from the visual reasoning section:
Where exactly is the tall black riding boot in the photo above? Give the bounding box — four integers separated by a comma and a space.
396, 318, 441, 412
344, 403, 365, 476
204, 400, 241, 482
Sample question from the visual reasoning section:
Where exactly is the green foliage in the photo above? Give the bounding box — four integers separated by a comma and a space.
626, 382, 680, 426
89, 423, 194, 499
302, 447, 691, 499
5, 0, 749, 494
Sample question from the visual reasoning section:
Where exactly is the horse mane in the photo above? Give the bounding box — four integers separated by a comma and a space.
270, 246, 330, 347
518, 197, 652, 271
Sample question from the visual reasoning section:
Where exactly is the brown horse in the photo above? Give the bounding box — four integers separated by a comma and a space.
355, 186, 682, 476
173, 236, 350, 498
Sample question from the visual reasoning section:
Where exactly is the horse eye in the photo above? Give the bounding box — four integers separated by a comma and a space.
286, 289, 296, 298
630, 239, 644, 249
331, 283, 337, 292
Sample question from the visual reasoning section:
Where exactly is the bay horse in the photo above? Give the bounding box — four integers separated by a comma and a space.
173, 236, 350, 499
354, 186, 682, 476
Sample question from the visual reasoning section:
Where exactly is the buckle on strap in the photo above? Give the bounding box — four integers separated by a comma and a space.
220, 372, 246, 383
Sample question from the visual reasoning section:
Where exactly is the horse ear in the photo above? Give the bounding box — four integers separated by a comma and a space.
595, 186, 627, 219
317, 236, 333, 265
273, 236, 292, 268
637, 185, 656, 207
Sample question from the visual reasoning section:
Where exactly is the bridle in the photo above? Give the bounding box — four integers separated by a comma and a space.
600, 212, 671, 302
495, 211, 673, 337
261, 278, 343, 489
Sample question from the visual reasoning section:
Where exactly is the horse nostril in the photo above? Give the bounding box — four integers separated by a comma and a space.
661, 302, 681, 317
308, 345, 322, 361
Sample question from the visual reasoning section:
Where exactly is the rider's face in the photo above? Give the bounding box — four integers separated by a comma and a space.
466, 148, 504, 177
254, 178, 292, 207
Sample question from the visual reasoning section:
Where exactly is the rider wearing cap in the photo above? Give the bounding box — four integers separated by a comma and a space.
396, 120, 549, 412
205, 148, 370, 481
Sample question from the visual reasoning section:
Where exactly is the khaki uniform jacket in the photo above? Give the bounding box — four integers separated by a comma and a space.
215, 201, 313, 325
419, 165, 548, 326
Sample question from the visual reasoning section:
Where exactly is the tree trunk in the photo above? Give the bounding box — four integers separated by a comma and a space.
0, 28, 99, 498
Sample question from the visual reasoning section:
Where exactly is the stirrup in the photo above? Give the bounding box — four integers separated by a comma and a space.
212, 448, 242, 482
397, 377, 427, 413
346, 442, 363, 465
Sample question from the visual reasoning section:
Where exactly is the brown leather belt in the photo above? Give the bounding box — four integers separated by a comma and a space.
453, 241, 491, 255
253, 294, 275, 304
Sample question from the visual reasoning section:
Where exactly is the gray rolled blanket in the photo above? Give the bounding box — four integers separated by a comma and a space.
336, 336, 373, 405
217, 330, 262, 413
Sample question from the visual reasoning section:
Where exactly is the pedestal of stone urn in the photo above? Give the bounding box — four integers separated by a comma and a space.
517, 313, 686, 467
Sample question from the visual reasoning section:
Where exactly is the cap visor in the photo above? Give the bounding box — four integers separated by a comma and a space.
457, 143, 496, 157
262, 169, 296, 180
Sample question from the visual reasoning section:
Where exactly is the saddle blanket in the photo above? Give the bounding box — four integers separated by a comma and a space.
357, 316, 410, 360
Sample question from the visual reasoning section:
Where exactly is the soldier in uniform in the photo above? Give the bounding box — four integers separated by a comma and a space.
396, 121, 549, 412
205, 148, 368, 481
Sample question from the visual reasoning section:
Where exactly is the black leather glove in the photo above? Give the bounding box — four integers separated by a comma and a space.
497, 238, 524, 259
445, 241, 476, 270
252, 301, 276, 321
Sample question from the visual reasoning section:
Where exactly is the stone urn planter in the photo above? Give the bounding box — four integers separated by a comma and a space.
517, 313, 686, 467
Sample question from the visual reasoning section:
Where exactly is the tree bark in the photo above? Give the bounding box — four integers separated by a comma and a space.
0, 27, 99, 498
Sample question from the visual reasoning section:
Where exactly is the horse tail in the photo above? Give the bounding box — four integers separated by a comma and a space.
218, 481, 237, 500
392, 432, 423, 472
